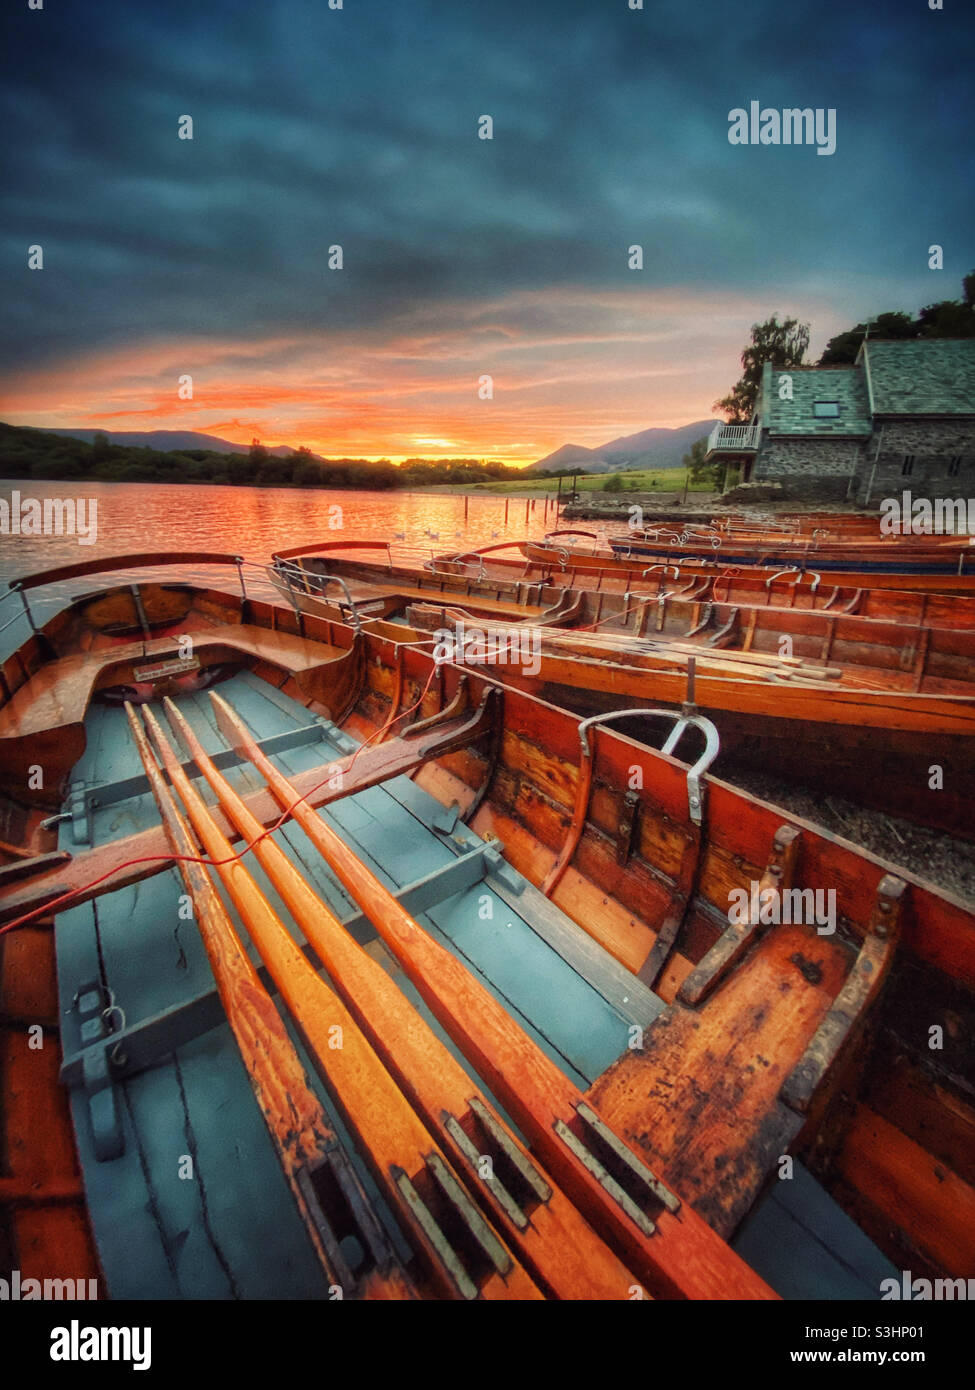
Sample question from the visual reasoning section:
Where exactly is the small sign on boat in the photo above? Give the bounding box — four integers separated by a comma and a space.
133, 656, 200, 682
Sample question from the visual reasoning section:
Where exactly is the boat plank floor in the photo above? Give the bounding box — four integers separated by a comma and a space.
312, 768, 640, 1084
731, 1161, 900, 1300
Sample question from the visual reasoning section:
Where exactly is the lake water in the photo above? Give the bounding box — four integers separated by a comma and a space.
0, 479, 632, 658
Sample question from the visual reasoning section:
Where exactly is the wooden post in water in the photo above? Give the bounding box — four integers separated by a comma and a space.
464, 494, 469, 524
504, 496, 509, 527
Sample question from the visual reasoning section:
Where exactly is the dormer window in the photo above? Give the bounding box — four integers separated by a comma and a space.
813, 401, 840, 418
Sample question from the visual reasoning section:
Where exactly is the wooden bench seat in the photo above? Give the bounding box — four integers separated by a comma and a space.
0, 625, 346, 807
0, 626, 343, 741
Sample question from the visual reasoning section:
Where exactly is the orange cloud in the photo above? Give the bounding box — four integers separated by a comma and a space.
0, 285, 831, 463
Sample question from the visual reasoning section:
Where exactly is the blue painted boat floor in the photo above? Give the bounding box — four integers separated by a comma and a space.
731, 1162, 900, 1301
55, 671, 644, 1297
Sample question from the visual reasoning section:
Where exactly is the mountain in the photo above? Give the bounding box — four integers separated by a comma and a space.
38, 427, 306, 458
525, 418, 716, 474
532, 442, 605, 470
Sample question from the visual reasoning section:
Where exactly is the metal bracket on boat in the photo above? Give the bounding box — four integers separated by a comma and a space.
543, 705, 718, 899
554, 1102, 680, 1239
271, 560, 366, 631
616, 790, 640, 866
766, 568, 821, 593
297, 1141, 401, 1296
579, 707, 719, 825
390, 1154, 513, 1300
443, 1096, 552, 1233
72, 979, 125, 1162
68, 780, 93, 847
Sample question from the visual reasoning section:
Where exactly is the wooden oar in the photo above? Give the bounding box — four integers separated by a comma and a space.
160, 696, 640, 1300
209, 690, 777, 1302
138, 703, 542, 1302
123, 703, 416, 1302
413, 608, 841, 682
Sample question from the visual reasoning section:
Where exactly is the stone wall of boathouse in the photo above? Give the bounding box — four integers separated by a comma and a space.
752, 436, 862, 500
751, 424, 975, 504
852, 418, 975, 504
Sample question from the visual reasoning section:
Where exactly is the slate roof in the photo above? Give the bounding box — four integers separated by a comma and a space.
759, 361, 872, 436
860, 339, 975, 416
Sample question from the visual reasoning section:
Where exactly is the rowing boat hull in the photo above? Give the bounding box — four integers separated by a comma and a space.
493, 659, 974, 837
271, 546, 975, 634
2, 556, 973, 1300
523, 541, 975, 595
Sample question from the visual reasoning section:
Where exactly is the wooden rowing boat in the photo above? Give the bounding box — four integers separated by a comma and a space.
405, 593, 975, 838
270, 539, 975, 628
614, 529, 973, 566
523, 535, 975, 596
2, 552, 973, 1301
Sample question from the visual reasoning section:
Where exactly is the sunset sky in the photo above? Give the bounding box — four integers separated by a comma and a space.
2, 0, 973, 465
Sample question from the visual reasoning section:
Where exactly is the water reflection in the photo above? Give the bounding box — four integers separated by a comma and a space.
0, 478, 634, 658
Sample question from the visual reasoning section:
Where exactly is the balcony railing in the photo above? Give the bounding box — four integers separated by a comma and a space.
707, 423, 762, 455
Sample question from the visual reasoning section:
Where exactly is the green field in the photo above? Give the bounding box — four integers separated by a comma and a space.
427, 468, 718, 496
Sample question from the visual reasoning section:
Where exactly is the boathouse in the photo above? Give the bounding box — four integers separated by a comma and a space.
706, 338, 975, 503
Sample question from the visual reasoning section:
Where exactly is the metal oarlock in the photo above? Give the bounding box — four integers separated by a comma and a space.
267, 558, 365, 630
574, 697, 720, 825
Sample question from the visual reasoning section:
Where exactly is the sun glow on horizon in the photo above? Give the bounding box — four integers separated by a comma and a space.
0, 285, 847, 466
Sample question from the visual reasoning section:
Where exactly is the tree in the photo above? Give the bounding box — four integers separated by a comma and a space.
683, 436, 720, 488
818, 272, 975, 362
601, 473, 623, 492
917, 294, 975, 338
249, 437, 268, 465
714, 315, 810, 423
819, 311, 916, 365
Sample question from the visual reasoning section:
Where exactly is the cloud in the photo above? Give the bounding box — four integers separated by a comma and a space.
2, 0, 972, 455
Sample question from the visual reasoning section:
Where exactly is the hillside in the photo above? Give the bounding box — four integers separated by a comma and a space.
38, 427, 304, 459
0, 422, 517, 492
526, 418, 715, 474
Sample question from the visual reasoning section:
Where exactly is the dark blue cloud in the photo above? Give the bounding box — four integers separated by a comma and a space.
2, 0, 973, 374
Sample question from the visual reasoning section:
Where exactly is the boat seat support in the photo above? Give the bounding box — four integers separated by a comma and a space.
678, 824, 802, 1006
780, 873, 905, 1114
72, 978, 125, 1161
66, 719, 337, 823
